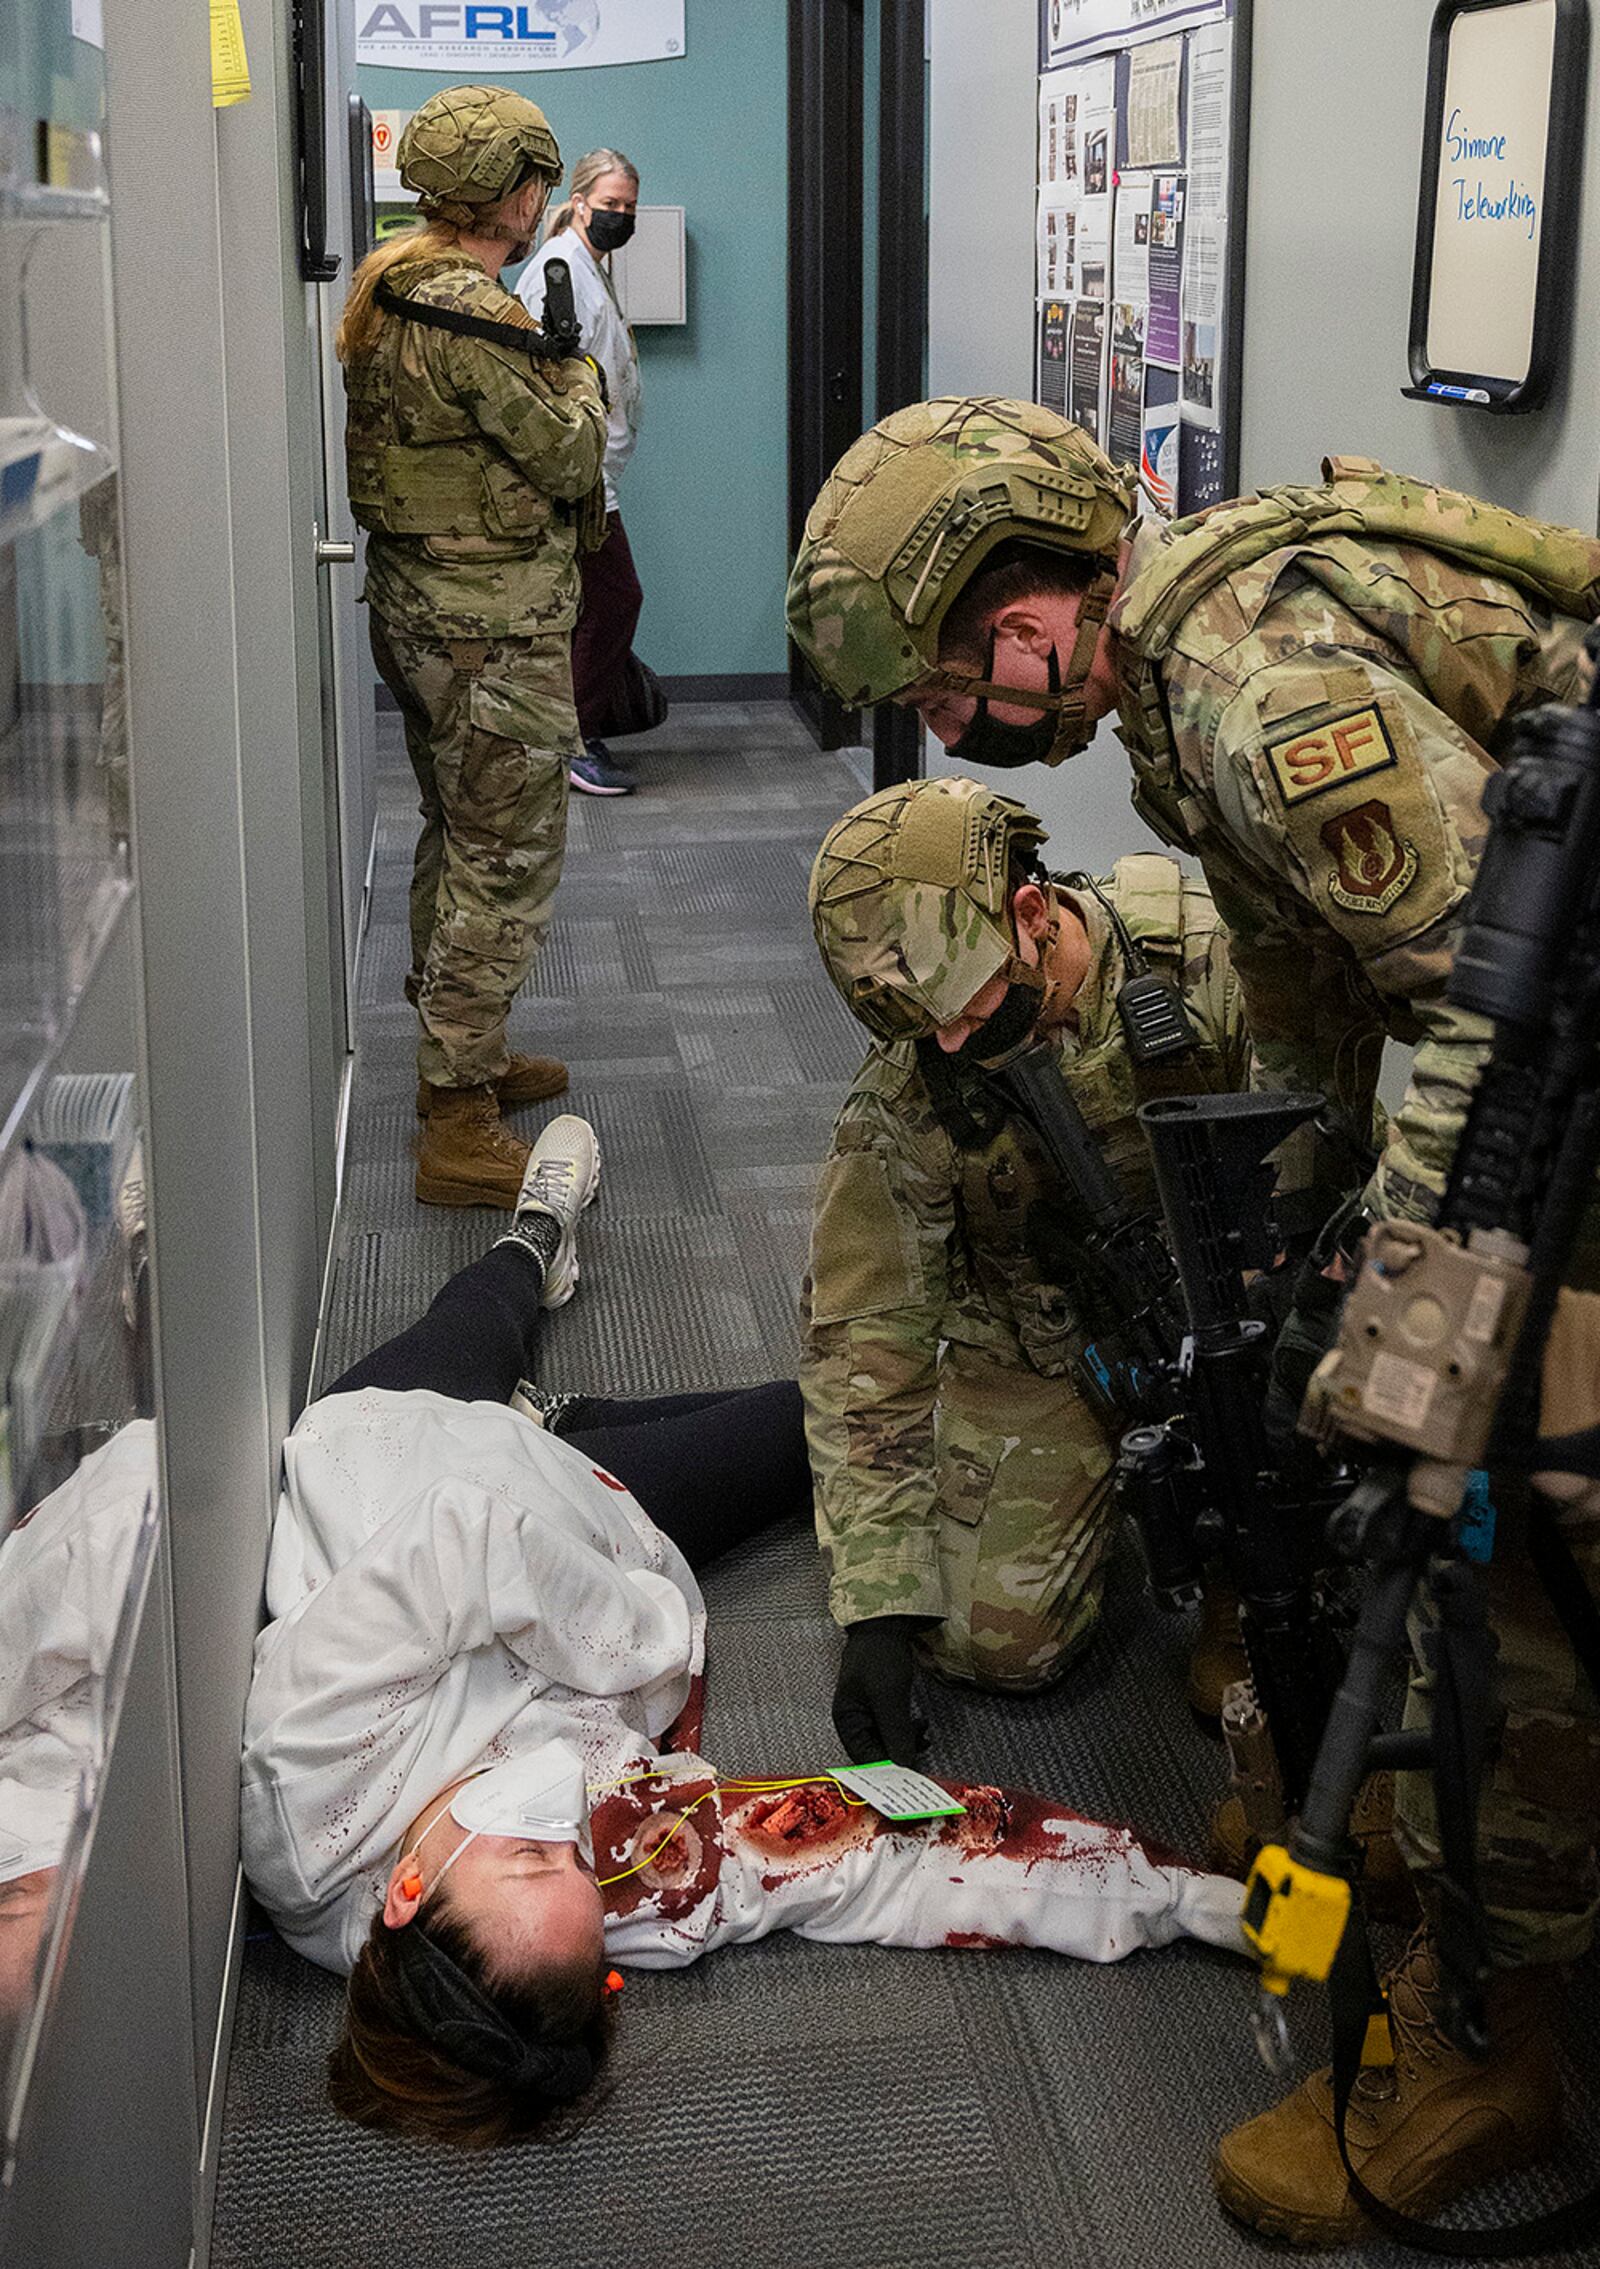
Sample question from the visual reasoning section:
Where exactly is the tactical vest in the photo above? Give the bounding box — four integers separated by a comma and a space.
933, 856, 1235, 1379
346, 260, 556, 547
1113, 455, 1600, 848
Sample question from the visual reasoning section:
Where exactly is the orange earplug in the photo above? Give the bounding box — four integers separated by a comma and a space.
401, 1873, 423, 1900
602, 1969, 625, 1996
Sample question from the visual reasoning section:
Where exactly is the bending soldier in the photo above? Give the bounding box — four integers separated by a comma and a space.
337, 86, 608, 1209
803, 775, 1250, 1765
788, 398, 1600, 2245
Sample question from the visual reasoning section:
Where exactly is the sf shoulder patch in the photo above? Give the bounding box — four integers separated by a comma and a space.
1238, 680, 1463, 956
1263, 706, 1398, 807
1318, 799, 1419, 916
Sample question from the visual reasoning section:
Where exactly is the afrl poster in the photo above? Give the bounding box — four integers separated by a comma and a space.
1035, 1, 1241, 514
357, 0, 686, 73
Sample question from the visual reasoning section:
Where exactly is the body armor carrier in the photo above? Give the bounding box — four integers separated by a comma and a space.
1112, 455, 1600, 850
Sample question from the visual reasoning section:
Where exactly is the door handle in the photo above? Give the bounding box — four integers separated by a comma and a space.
317, 539, 355, 567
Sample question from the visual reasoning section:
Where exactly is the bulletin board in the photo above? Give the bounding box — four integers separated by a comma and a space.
1404, 0, 1588, 414
1035, 0, 1251, 515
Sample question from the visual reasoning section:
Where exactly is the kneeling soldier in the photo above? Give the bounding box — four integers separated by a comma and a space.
802, 774, 1251, 1765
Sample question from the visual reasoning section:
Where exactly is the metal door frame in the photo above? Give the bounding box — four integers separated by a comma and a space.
787, 0, 864, 751
871, 0, 930, 789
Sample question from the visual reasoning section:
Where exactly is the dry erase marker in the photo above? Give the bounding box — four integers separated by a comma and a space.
1427, 382, 1492, 404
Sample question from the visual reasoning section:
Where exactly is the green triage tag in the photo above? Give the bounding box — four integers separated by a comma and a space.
827, 1762, 967, 1822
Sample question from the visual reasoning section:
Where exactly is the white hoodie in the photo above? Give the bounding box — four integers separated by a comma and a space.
241, 1389, 1243, 1976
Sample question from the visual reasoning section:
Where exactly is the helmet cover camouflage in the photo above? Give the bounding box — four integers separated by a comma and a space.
809, 776, 1049, 1042
786, 397, 1138, 710
398, 86, 563, 226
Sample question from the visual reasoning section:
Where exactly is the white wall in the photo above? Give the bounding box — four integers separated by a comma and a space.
1242, 0, 1600, 530
926, 0, 1600, 873
926, 0, 1172, 870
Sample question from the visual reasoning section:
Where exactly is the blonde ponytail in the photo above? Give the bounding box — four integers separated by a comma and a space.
336, 221, 463, 363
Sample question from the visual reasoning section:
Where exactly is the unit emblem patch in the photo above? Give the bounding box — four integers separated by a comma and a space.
1264, 705, 1398, 805
1319, 800, 1419, 916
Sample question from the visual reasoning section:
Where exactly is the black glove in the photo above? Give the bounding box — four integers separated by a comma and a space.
831, 1617, 930, 1765
1263, 1252, 1346, 1451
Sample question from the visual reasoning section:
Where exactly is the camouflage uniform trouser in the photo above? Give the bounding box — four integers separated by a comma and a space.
921, 1342, 1118, 1691
1395, 1489, 1600, 1969
370, 615, 577, 1090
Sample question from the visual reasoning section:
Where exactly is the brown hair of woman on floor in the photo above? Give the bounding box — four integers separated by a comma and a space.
328, 1891, 615, 2149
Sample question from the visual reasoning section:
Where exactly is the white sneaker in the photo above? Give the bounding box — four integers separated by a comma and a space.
510, 1114, 600, 1307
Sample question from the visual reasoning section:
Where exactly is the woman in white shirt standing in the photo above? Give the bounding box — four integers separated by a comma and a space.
520, 150, 650, 799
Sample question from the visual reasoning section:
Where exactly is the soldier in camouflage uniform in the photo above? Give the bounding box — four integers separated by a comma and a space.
340, 86, 608, 1207
788, 399, 1600, 2244
804, 774, 1249, 1765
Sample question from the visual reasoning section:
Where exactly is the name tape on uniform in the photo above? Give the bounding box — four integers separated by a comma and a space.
827, 1763, 968, 1821
1264, 705, 1398, 806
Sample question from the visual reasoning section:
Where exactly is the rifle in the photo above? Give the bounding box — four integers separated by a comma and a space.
1240, 653, 1600, 2253
987, 1046, 1349, 1839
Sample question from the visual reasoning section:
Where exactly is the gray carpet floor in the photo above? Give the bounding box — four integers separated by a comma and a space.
212, 702, 1600, 2269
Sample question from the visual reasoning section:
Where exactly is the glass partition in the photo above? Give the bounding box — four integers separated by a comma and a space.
0, 0, 161, 2203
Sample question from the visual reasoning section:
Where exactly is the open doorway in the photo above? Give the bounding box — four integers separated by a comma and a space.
788, 0, 928, 784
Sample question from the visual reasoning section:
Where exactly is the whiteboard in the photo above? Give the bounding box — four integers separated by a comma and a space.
1423, 0, 1555, 385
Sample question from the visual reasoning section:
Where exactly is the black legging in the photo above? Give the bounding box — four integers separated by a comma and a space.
326, 1243, 809, 1570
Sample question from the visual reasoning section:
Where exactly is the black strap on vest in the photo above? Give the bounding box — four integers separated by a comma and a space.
373, 277, 609, 408
915, 1038, 1009, 1152
374, 279, 573, 358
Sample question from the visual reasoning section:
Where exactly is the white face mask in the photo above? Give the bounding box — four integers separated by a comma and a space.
417, 1739, 593, 1903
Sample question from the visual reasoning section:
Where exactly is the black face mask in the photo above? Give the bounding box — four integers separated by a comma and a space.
964, 981, 1045, 1067
947, 636, 1061, 772
585, 206, 636, 253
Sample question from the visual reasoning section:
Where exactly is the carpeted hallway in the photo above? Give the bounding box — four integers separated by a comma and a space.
212, 702, 1600, 2269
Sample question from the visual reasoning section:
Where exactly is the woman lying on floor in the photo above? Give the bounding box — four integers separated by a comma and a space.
240, 1115, 1245, 2149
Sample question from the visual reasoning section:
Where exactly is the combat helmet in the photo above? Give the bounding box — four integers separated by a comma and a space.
787, 398, 1138, 764
398, 86, 563, 226
810, 776, 1053, 1045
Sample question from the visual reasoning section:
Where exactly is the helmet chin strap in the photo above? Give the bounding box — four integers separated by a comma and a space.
921, 565, 1118, 763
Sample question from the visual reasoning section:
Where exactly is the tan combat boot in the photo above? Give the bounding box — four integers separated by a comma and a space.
1213, 1932, 1561, 2246
416, 1052, 568, 1118
1187, 1567, 1250, 1717
414, 1084, 532, 1208
1209, 1771, 1416, 1926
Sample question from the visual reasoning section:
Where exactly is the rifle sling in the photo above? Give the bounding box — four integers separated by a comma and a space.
1326, 1521, 1600, 2254
374, 280, 574, 360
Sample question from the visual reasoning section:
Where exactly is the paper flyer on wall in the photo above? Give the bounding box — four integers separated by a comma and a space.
1126, 34, 1184, 168
1108, 171, 1152, 467
1068, 298, 1106, 442
1107, 300, 1146, 468
1045, 0, 1227, 68
1146, 172, 1185, 367
1038, 299, 1069, 415
1179, 18, 1231, 426
1037, 59, 1115, 302
1141, 364, 1180, 514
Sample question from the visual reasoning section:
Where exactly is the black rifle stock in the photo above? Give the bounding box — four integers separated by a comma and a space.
991, 1047, 1335, 1814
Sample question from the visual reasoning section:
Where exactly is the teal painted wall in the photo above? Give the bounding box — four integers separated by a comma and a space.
359, 0, 790, 679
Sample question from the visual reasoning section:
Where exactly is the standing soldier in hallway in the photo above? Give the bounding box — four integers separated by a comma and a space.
337, 85, 607, 1208
787, 396, 1600, 2246
803, 774, 1251, 1762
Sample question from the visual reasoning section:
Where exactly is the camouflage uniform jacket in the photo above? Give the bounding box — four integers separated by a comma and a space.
346, 254, 607, 640
1109, 502, 1593, 1228
801, 862, 1248, 1626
